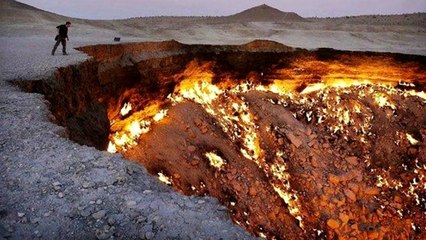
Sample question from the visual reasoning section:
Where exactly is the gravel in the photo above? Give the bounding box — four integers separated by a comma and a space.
0, 36, 255, 239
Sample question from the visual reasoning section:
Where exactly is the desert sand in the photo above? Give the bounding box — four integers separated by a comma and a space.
0, 0, 425, 239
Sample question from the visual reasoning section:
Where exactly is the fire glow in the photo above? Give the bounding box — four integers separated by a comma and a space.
104, 55, 426, 239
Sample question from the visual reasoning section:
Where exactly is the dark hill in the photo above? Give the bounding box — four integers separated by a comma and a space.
227, 4, 305, 22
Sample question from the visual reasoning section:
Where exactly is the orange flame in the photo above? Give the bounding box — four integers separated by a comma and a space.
107, 57, 426, 156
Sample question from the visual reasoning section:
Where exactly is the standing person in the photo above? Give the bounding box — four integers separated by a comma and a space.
51, 21, 71, 55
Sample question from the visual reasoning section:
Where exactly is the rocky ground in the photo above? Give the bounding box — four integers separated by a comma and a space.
0, 37, 255, 239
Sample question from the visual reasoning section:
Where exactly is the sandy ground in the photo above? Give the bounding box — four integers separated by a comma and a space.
0, 0, 426, 239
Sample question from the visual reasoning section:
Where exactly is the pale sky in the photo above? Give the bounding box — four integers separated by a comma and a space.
17, 0, 426, 19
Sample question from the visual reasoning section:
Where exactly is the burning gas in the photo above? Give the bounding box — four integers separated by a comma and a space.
108, 56, 426, 154
106, 55, 426, 239
108, 56, 426, 158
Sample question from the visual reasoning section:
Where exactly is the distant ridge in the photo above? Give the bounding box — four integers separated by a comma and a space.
228, 4, 305, 22
1, 0, 424, 26
0, 0, 70, 23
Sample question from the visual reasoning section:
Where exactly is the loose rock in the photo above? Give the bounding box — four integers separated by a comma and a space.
344, 189, 357, 202
286, 133, 303, 148
188, 145, 196, 152
327, 219, 340, 229
92, 210, 106, 220
145, 232, 155, 239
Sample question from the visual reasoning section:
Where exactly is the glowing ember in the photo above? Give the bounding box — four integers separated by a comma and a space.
158, 172, 172, 185
406, 90, 426, 100
153, 109, 168, 122
270, 161, 304, 228
120, 102, 132, 116
205, 152, 226, 169
406, 133, 419, 145
107, 141, 117, 153
373, 93, 396, 109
